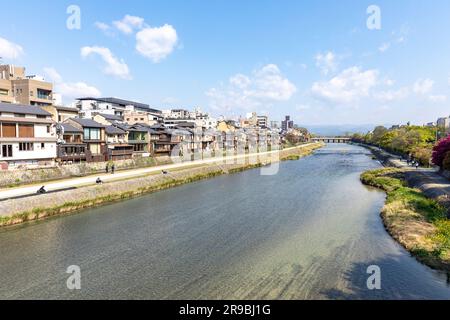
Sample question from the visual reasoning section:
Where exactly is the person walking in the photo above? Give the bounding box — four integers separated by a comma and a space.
416, 162, 419, 170
105, 163, 109, 173
111, 163, 115, 174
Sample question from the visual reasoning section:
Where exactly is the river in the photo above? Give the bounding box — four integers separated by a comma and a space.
1, 143, 449, 299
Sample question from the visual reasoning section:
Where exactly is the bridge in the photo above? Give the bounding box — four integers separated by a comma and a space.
312, 136, 351, 143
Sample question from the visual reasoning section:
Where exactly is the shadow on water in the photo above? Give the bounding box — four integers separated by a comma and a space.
321, 253, 450, 300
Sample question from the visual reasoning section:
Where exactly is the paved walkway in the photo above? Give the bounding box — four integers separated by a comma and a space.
0, 144, 313, 201
369, 145, 450, 207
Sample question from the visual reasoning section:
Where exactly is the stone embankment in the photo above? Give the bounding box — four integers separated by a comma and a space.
0, 156, 173, 188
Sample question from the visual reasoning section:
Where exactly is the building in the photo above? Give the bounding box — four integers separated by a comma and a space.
281, 115, 294, 132
0, 103, 57, 168
93, 113, 123, 125
57, 123, 87, 164
76, 97, 160, 118
65, 118, 107, 162
270, 121, 280, 129
257, 115, 268, 128
105, 125, 134, 161
162, 108, 217, 129
124, 109, 162, 126
115, 123, 151, 157
41, 105, 79, 122
0, 64, 54, 106
437, 117, 450, 130
163, 109, 191, 119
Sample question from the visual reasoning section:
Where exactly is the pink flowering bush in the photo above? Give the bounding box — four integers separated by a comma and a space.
432, 136, 450, 168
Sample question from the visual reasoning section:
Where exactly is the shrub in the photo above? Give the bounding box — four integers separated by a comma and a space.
432, 136, 450, 167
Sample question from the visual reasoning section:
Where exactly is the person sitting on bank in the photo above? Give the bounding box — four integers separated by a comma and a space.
162, 170, 168, 175
37, 186, 46, 194
96, 177, 103, 184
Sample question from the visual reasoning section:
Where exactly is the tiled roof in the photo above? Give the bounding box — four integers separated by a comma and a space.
0, 103, 51, 116
61, 123, 83, 133
105, 125, 126, 135
70, 118, 105, 128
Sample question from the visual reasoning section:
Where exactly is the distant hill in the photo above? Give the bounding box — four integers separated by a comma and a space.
302, 124, 392, 136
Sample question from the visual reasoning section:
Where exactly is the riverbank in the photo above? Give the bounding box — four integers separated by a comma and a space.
361, 168, 450, 271
0, 143, 323, 227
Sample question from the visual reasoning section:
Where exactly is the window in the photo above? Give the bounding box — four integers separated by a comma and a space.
83, 128, 100, 140
18, 124, 34, 138
90, 128, 100, 140
46, 125, 50, 133
2, 144, 13, 157
2, 123, 16, 137
37, 89, 51, 100
41, 143, 45, 149
0, 89, 8, 96
19, 143, 33, 151
89, 144, 100, 154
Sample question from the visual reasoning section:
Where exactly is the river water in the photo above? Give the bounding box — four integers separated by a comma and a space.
1, 144, 449, 299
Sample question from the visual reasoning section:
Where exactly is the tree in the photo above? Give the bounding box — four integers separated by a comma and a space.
432, 136, 450, 167
372, 126, 388, 145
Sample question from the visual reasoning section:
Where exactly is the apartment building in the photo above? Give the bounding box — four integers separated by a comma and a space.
257, 115, 268, 128
0, 103, 57, 168
76, 97, 161, 118
0, 65, 53, 106
281, 115, 294, 132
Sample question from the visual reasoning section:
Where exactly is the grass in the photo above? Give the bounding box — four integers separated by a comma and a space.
361, 168, 450, 270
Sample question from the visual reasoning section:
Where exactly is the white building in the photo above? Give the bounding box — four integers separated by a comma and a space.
437, 117, 450, 130
0, 103, 57, 168
162, 107, 217, 129
76, 97, 160, 119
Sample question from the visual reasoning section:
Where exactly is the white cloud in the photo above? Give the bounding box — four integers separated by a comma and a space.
311, 67, 379, 104
249, 64, 297, 100
378, 43, 390, 53
0, 37, 24, 59
136, 24, 178, 63
413, 78, 434, 95
81, 46, 131, 79
206, 64, 296, 112
113, 15, 144, 34
43, 67, 101, 102
229, 74, 251, 89
94, 22, 111, 32
374, 87, 409, 102
429, 95, 447, 103
315, 51, 337, 75
56, 82, 101, 99
43, 67, 63, 83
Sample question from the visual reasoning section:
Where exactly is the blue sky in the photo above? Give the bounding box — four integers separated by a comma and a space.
1, 0, 450, 126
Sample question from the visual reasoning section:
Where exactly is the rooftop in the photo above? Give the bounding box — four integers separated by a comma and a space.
77, 97, 161, 114
105, 125, 126, 135
61, 123, 83, 133
94, 113, 123, 121
70, 118, 105, 128
0, 103, 51, 116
